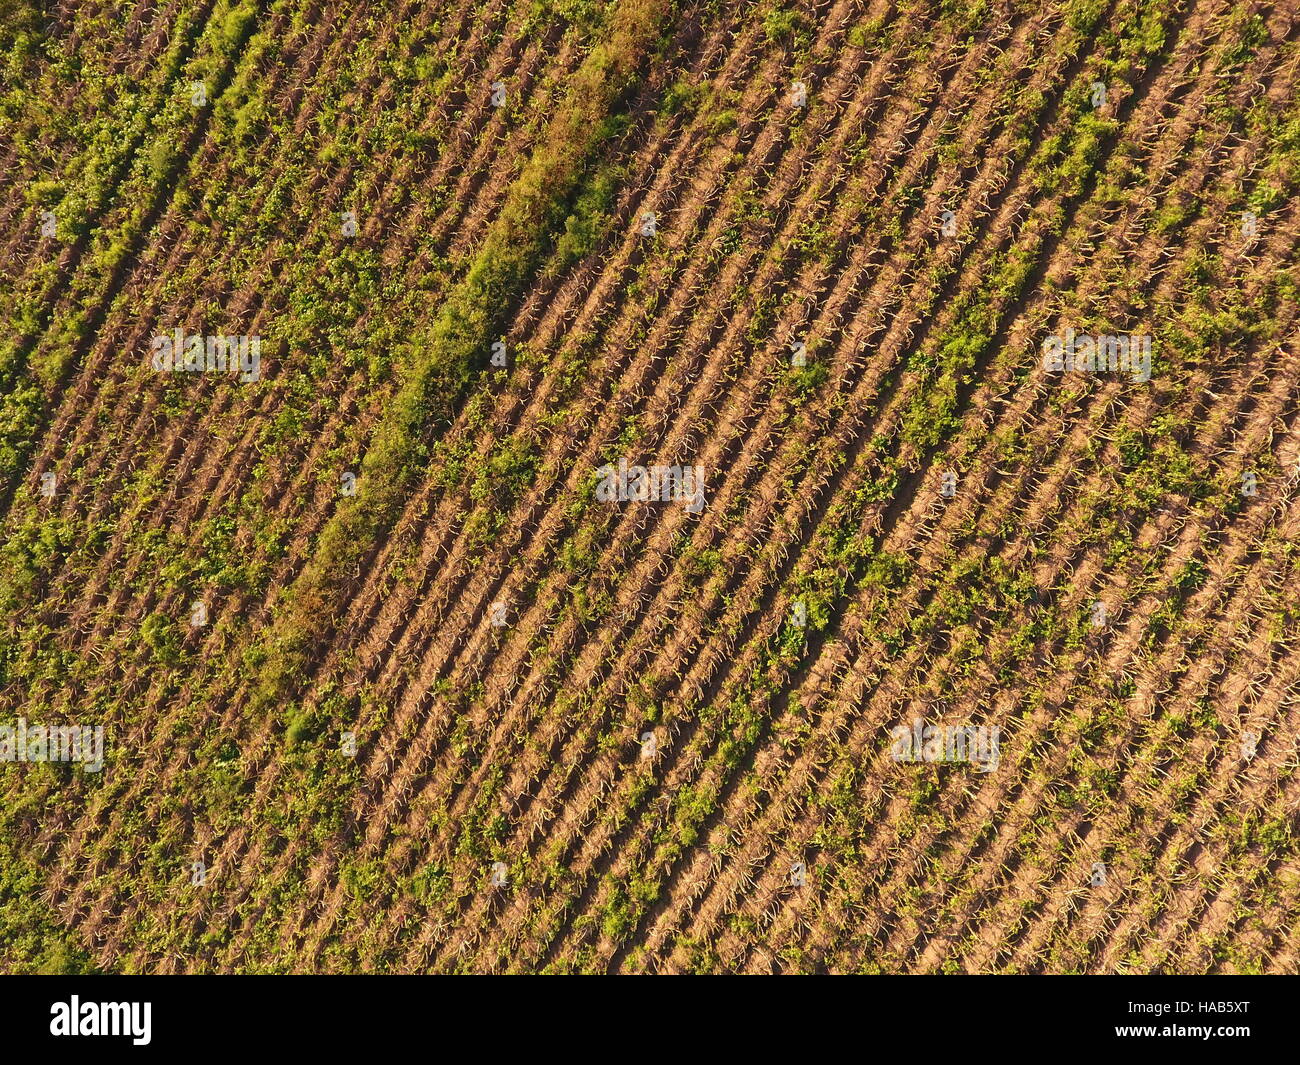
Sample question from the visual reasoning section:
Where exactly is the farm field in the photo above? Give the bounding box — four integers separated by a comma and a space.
1, 0, 1299, 975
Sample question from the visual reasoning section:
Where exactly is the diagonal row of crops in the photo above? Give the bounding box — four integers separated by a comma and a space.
2, 0, 1297, 973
